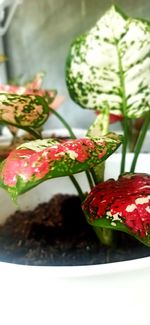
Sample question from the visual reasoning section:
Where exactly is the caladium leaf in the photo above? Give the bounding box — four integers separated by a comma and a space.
0, 79, 63, 137
0, 133, 122, 198
0, 93, 51, 130
82, 173, 150, 246
66, 5, 150, 119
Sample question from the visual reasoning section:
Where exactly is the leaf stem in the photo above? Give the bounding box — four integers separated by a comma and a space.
21, 127, 42, 139
120, 119, 129, 174
85, 170, 94, 188
94, 227, 114, 246
130, 112, 150, 172
69, 175, 85, 201
90, 168, 99, 185
116, 41, 129, 174
48, 107, 76, 139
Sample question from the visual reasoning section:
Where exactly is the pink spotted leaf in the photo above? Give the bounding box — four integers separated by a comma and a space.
0, 73, 64, 132
0, 93, 50, 130
0, 132, 122, 199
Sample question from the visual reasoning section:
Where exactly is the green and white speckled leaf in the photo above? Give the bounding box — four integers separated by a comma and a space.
66, 5, 150, 119
0, 133, 122, 198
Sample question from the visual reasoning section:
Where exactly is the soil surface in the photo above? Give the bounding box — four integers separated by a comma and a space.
0, 194, 149, 266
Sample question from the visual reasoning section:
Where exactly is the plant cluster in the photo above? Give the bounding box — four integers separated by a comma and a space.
0, 6, 150, 247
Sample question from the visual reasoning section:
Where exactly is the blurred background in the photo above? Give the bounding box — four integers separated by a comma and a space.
0, 0, 150, 130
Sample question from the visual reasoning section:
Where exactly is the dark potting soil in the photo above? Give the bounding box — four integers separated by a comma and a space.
0, 194, 149, 266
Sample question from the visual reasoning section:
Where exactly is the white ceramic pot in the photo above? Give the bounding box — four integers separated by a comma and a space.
0, 129, 150, 325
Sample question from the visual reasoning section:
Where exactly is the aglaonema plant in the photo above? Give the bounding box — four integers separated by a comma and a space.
66, 5, 150, 246
0, 5, 150, 249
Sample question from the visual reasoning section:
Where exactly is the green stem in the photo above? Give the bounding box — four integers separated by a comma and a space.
22, 127, 42, 139
69, 175, 85, 201
90, 168, 99, 185
130, 112, 150, 173
116, 41, 129, 175
92, 162, 106, 184
48, 107, 76, 139
120, 119, 129, 174
85, 170, 94, 189
87, 107, 114, 245
29, 129, 42, 139
94, 227, 114, 247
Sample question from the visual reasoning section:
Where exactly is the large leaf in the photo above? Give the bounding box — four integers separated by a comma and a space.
66, 5, 150, 119
82, 173, 150, 246
0, 133, 122, 198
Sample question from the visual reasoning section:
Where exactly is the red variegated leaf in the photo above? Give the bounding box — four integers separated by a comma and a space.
0, 133, 122, 198
83, 173, 150, 245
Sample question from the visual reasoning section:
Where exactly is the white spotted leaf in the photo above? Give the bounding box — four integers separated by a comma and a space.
66, 5, 150, 119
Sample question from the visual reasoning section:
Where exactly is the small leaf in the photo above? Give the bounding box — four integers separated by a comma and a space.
66, 5, 150, 119
82, 173, 150, 246
0, 78, 63, 139
0, 93, 50, 130
0, 133, 122, 197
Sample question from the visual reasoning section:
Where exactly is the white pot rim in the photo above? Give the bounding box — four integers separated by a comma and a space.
0, 255, 150, 278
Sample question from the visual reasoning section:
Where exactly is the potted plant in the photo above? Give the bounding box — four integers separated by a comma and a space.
0, 5, 150, 325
